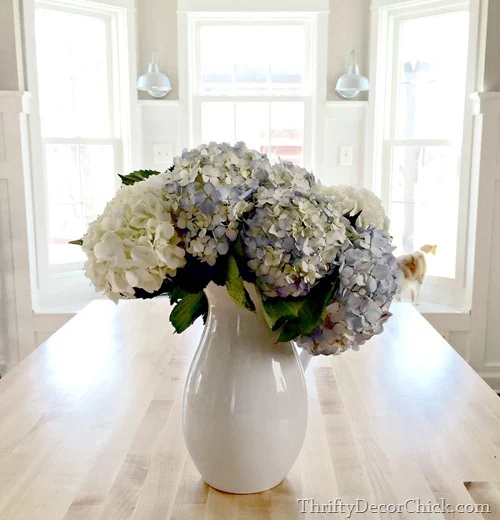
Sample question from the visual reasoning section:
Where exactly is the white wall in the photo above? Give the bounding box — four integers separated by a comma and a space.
469, 93, 500, 390
137, 0, 179, 100
136, 0, 370, 102
0, 0, 23, 91
484, 0, 500, 91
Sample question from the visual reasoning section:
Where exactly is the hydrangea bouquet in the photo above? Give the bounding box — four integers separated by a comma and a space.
74, 142, 400, 356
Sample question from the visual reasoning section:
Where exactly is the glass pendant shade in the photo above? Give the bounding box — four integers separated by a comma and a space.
335, 51, 370, 99
137, 52, 172, 98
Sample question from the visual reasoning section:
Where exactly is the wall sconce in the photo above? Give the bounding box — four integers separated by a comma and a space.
137, 51, 172, 98
335, 50, 370, 99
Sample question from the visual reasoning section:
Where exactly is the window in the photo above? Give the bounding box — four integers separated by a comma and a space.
27, 0, 136, 309
195, 22, 309, 165
35, 3, 120, 267
180, 2, 328, 171
372, 0, 477, 306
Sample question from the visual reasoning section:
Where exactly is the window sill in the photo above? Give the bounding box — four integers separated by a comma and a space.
414, 301, 470, 315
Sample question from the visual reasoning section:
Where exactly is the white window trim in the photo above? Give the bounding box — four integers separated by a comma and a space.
366, 0, 482, 307
177, 1, 329, 174
23, 0, 140, 312
177, 0, 329, 14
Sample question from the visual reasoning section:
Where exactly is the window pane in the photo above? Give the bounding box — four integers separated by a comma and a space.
270, 103, 304, 165
49, 203, 85, 265
201, 102, 304, 166
80, 145, 116, 204
395, 11, 469, 140
199, 24, 307, 95
45, 145, 80, 205
235, 103, 269, 154
201, 102, 235, 143
388, 146, 459, 279
46, 144, 116, 265
35, 8, 112, 138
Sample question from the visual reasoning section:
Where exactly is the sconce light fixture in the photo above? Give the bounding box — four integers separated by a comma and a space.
137, 51, 172, 98
335, 50, 370, 99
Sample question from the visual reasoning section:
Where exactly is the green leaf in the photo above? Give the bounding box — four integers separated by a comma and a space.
225, 255, 255, 312
233, 236, 245, 258
169, 286, 190, 305
69, 238, 83, 246
277, 321, 304, 343
263, 271, 339, 343
118, 169, 161, 186
133, 278, 191, 302
169, 291, 208, 334
344, 209, 363, 228
134, 253, 228, 304
262, 299, 303, 331
174, 254, 228, 293
230, 237, 255, 283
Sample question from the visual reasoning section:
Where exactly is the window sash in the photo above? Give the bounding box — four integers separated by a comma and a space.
381, 140, 462, 288
34, 2, 121, 273
189, 17, 315, 170
387, 4, 470, 143
27, 0, 135, 310
40, 136, 122, 275
377, 1, 473, 301
191, 16, 312, 97
193, 97, 313, 168
35, 2, 119, 141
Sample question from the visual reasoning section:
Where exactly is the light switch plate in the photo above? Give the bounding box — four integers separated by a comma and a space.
153, 143, 174, 166
339, 145, 353, 166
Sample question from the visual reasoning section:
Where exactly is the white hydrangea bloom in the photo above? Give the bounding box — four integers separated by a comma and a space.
320, 185, 390, 232
82, 173, 185, 302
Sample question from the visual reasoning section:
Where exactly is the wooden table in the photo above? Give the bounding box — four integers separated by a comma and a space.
1, 301, 500, 519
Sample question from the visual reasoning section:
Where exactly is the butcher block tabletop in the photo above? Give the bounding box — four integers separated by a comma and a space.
1, 300, 500, 519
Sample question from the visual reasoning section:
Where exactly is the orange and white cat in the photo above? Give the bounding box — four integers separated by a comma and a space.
396, 244, 438, 304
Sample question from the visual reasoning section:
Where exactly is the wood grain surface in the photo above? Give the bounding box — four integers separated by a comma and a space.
0, 300, 499, 519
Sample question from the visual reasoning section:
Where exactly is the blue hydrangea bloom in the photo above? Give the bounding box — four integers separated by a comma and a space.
297, 226, 402, 355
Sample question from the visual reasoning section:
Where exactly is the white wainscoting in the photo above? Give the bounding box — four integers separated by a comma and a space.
0, 91, 35, 375
422, 312, 471, 362
139, 99, 368, 186
33, 312, 74, 348
0, 178, 16, 372
0, 92, 76, 375
469, 92, 500, 390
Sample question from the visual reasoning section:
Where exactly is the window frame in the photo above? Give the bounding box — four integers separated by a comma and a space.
367, 0, 481, 307
178, 0, 329, 173
24, 0, 139, 311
